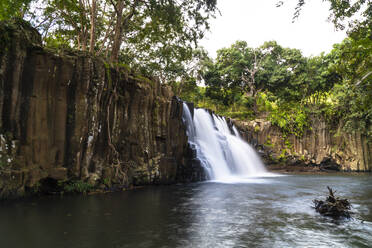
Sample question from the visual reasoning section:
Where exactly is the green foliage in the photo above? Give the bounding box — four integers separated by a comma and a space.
264, 137, 273, 148
272, 0, 371, 139
27, 0, 217, 82
103, 178, 111, 187
203, 40, 270, 100
328, 82, 372, 138
202, 40, 320, 106
185, 87, 256, 121
195, 22, 370, 139
321, 26, 371, 139
0, 0, 33, 20
278, 148, 289, 161
59, 180, 94, 194
43, 34, 72, 50
254, 125, 260, 133
284, 139, 293, 152
257, 92, 309, 136
257, 41, 308, 102
300, 155, 306, 161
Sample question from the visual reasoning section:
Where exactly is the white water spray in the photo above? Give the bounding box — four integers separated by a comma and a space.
183, 103, 276, 182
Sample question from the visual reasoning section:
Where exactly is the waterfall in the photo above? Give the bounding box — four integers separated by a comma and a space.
182, 103, 273, 182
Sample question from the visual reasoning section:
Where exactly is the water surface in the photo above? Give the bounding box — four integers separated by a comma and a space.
0, 174, 371, 248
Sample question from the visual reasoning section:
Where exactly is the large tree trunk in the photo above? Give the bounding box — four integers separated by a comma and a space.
110, 0, 125, 63
79, 0, 88, 51
110, 0, 141, 63
89, 0, 97, 53
81, 34, 87, 51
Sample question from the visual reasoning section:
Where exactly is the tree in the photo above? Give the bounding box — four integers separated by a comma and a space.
203, 58, 237, 105
301, 53, 341, 104
0, 0, 33, 20
25, 0, 216, 82
203, 41, 311, 105
203, 41, 266, 100
328, 26, 372, 135
35, 0, 216, 62
255, 41, 307, 102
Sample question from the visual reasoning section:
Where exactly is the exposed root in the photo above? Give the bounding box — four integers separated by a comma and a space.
313, 186, 352, 219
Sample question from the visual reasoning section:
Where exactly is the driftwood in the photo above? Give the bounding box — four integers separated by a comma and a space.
313, 186, 351, 219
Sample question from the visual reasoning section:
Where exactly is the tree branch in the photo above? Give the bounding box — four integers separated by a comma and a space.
109, 0, 120, 16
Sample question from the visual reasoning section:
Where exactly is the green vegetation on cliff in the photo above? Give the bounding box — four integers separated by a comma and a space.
176, 23, 371, 140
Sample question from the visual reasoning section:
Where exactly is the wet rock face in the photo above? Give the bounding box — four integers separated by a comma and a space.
0, 20, 203, 199
234, 118, 372, 172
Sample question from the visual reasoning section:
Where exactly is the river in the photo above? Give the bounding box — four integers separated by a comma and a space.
0, 174, 371, 248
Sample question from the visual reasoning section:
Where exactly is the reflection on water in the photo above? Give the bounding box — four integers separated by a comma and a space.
0, 174, 371, 248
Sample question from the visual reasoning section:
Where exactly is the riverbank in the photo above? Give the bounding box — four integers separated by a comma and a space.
267, 164, 324, 174
267, 164, 372, 175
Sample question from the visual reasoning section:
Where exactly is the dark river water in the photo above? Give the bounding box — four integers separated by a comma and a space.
0, 174, 371, 248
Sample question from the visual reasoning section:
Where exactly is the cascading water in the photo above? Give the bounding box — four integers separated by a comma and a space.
182, 102, 274, 182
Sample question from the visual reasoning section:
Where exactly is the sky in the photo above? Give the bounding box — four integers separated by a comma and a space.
200, 0, 347, 58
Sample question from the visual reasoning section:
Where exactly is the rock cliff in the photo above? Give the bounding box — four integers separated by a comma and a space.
234, 117, 371, 172
0, 20, 204, 199
0, 20, 370, 199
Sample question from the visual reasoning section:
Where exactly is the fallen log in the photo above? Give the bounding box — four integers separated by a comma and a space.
313, 186, 352, 219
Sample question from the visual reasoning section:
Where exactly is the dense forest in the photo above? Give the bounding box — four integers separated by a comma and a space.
1, 0, 371, 139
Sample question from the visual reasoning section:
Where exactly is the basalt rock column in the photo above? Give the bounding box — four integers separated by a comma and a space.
0, 20, 204, 199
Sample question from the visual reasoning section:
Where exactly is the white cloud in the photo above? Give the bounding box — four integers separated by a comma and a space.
200, 0, 347, 57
